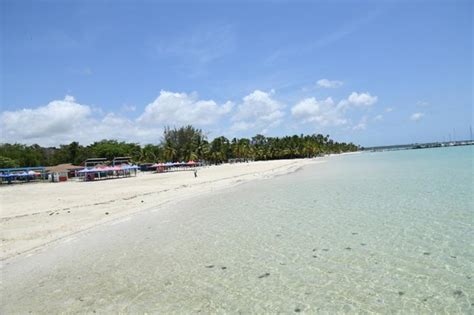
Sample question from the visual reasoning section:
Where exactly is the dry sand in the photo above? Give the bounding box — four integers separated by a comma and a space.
0, 158, 320, 261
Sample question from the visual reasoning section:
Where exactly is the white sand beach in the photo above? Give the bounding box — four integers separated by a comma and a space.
0, 158, 320, 261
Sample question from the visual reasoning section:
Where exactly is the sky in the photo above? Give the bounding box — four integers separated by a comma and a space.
1, 0, 472, 147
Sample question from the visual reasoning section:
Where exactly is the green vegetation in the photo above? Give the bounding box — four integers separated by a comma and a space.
0, 156, 19, 168
0, 125, 358, 167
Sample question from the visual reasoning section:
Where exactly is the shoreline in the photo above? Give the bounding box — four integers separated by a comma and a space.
1, 158, 324, 261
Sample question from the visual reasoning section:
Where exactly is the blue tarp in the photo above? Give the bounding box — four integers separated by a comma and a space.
77, 165, 139, 173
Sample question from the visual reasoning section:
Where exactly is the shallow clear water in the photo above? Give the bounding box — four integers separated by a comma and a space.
2, 146, 473, 313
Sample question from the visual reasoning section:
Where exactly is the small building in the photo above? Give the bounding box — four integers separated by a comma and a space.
46, 164, 83, 182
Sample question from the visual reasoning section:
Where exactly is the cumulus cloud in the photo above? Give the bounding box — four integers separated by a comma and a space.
138, 90, 233, 126
231, 90, 284, 134
410, 112, 425, 121
1, 95, 91, 143
291, 97, 347, 126
0, 93, 207, 146
93, 113, 162, 144
2, 88, 382, 146
346, 92, 378, 107
1, 91, 233, 146
291, 91, 378, 130
317, 79, 343, 88
385, 107, 394, 112
337, 92, 378, 111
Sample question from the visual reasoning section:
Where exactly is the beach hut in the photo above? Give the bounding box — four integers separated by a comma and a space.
46, 163, 83, 182
187, 160, 197, 166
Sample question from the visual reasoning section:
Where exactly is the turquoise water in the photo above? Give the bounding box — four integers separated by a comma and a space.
2, 146, 473, 313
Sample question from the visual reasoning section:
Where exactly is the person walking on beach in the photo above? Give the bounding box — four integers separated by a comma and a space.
194, 170, 198, 178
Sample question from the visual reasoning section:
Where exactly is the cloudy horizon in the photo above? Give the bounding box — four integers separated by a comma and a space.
1, 87, 386, 146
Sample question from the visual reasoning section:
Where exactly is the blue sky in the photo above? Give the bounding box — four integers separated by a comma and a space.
1, 0, 472, 147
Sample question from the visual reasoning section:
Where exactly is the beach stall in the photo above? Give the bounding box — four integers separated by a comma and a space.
150, 160, 199, 173
149, 162, 166, 173
0, 167, 46, 184
187, 160, 198, 167
77, 164, 139, 181
120, 164, 139, 176
46, 163, 83, 182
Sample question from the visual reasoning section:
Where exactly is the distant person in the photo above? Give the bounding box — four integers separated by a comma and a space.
194, 170, 198, 178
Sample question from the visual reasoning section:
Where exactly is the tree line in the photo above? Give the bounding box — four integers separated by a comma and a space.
0, 125, 359, 168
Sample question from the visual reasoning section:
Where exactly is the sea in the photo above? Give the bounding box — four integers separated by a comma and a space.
2, 145, 473, 313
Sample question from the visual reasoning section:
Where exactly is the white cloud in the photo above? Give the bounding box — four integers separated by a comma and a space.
373, 114, 383, 122
1, 95, 91, 143
410, 112, 425, 121
231, 90, 284, 134
346, 92, 378, 107
317, 79, 343, 88
0, 93, 221, 146
64, 95, 76, 102
291, 97, 347, 126
138, 90, 233, 126
385, 107, 394, 112
292, 91, 379, 129
94, 113, 162, 144
337, 92, 378, 111
2, 88, 382, 146
291, 92, 383, 130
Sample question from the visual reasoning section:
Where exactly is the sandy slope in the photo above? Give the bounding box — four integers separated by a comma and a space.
0, 158, 320, 260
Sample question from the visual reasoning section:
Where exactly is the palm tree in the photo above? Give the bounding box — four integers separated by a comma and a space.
163, 143, 176, 162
